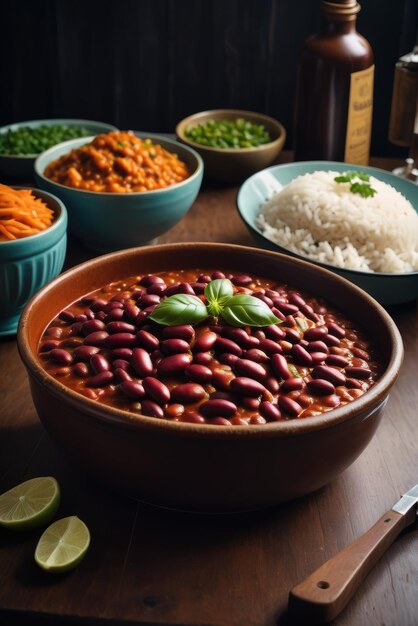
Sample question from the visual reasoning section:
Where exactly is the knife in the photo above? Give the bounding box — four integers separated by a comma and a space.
288, 484, 418, 623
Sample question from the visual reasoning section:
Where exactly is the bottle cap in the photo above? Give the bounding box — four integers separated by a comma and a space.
321, 0, 361, 19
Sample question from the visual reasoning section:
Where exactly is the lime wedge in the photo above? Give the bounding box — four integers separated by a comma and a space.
34, 516, 90, 572
0, 476, 60, 531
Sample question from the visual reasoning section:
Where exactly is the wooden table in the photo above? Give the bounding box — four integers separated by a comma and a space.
1, 156, 417, 626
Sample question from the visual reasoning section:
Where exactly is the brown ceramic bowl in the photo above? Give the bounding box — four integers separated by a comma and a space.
18, 243, 403, 513
176, 109, 286, 184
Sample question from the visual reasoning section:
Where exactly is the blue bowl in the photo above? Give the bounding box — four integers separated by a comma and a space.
237, 161, 418, 306
0, 188, 67, 335
34, 133, 204, 252
0, 119, 117, 179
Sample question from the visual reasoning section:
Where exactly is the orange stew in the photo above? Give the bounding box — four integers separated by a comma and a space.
38, 269, 381, 426
44, 131, 190, 193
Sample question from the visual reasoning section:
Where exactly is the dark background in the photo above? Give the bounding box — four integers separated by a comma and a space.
1, 0, 417, 157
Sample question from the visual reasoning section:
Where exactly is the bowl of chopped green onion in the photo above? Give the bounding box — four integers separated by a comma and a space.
176, 109, 286, 184
0, 118, 117, 179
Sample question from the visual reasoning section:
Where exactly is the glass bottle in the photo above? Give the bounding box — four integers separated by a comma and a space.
293, 0, 374, 164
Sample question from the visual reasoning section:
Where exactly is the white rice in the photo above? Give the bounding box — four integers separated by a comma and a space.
257, 170, 418, 273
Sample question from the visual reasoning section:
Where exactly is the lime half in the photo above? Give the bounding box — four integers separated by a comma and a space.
35, 516, 90, 573
0, 476, 60, 531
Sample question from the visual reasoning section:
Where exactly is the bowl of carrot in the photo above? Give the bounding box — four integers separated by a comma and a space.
34, 130, 203, 252
0, 183, 67, 335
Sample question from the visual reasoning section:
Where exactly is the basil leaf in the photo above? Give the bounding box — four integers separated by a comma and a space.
204, 279, 234, 316
221, 294, 280, 328
149, 294, 208, 326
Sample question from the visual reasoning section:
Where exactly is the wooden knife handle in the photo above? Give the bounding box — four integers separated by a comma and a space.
288, 510, 407, 623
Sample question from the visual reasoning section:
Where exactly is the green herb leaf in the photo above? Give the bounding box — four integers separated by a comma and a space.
334, 171, 377, 198
288, 364, 301, 378
149, 294, 208, 326
220, 294, 280, 328
204, 278, 234, 316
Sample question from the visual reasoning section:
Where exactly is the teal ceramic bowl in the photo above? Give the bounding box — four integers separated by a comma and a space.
237, 161, 418, 306
0, 188, 67, 336
34, 133, 204, 252
0, 119, 117, 179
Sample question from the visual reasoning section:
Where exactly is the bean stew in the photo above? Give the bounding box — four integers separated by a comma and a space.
38, 269, 381, 426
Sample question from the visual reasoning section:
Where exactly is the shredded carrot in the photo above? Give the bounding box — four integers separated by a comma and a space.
0, 184, 54, 242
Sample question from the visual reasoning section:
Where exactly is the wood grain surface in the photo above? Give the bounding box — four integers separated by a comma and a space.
1, 155, 418, 626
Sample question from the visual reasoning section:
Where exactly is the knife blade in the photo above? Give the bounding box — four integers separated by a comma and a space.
288, 485, 418, 623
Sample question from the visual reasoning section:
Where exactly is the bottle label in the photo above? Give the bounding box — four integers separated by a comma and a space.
344, 65, 374, 165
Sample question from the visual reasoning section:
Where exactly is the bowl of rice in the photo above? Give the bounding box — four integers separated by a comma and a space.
237, 161, 418, 306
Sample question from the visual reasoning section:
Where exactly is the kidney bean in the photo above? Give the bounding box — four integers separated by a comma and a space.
104, 308, 125, 323
243, 348, 269, 363
106, 333, 136, 348
163, 283, 181, 296
326, 354, 349, 367
230, 273, 252, 286
200, 399, 237, 418
304, 326, 328, 341
143, 377, 171, 404
241, 397, 261, 411
90, 354, 111, 374
299, 304, 320, 322
263, 325, 286, 341
292, 344, 313, 366
345, 366, 372, 379
346, 377, 363, 389
59, 309, 74, 322
180, 411, 205, 424
253, 330, 266, 341
327, 322, 346, 338
210, 417, 232, 426
253, 293, 273, 307
219, 327, 248, 346
312, 365, 346, 386
193, 331, 217, 352
84, 331, 109, 347
243, 335, 261, 350
114, 368, 132, 383
250, 415, 267, 425
137, 294, 161, 309
46, 326, 63, 339
157, 353, 192, 375
72, 345, 98, 361
49, 348, 73, 365
162, 325, 195, 342
218, 353, 239, 367
209, 390, 237, 402
136, 330, 159, 351
165, 403, 185, 418
90, 299, 108, 312
286, 315, 296, 328
306, 340, 329, 353
190, 282, 206, 294
74, 314, 88, 323
161, 338, 190, 355
271, 307, 286, 322
138, 274, 164, 287
80, 388, 98, 400
230, 416, 248, 425
171, 383, 206, 404
258, 338, 282, 354
193, 352, 213, 365
73, 362, 89, 377
62, 337, 84, 349
351, 347, 370, 360
138, 400, 163, 419
323, 394, 341, 408
277, 396, 303, 417
297, 393, 314, 408
178, 282, 196, 295
82, 319, 106, 336
264, 375, 280, 394
272, 299, 299, 315
86, 371, 114, 387
271, 353, 291, 379
260, 401, 282, 421
112, 348, 133, 360
124, 303, 140, 321
281, 377, 304, 393
285, 328, 301, 344
39, 340, 60, 352
310, 352, 328, 365
230, 377, 266, 397
184, 364, 212, 384
112, 359, 130, 371
131, 348, 153, 377
323, 334, 341, 348
106, 321, 136, 334
215, 337, 242, 357
120, 380, 145, 399
288, 292, 306, 307
146, 282, 166, 296
233, 358, 267, 382
307, 379, 336, 395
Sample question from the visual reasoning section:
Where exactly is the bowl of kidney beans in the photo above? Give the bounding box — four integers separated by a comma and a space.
18, 243, 403, 513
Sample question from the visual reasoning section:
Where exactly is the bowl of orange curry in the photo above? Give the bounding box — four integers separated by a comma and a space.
34, 130, 203, 251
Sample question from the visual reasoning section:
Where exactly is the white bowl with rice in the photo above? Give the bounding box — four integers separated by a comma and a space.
237, 161, 418, 306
